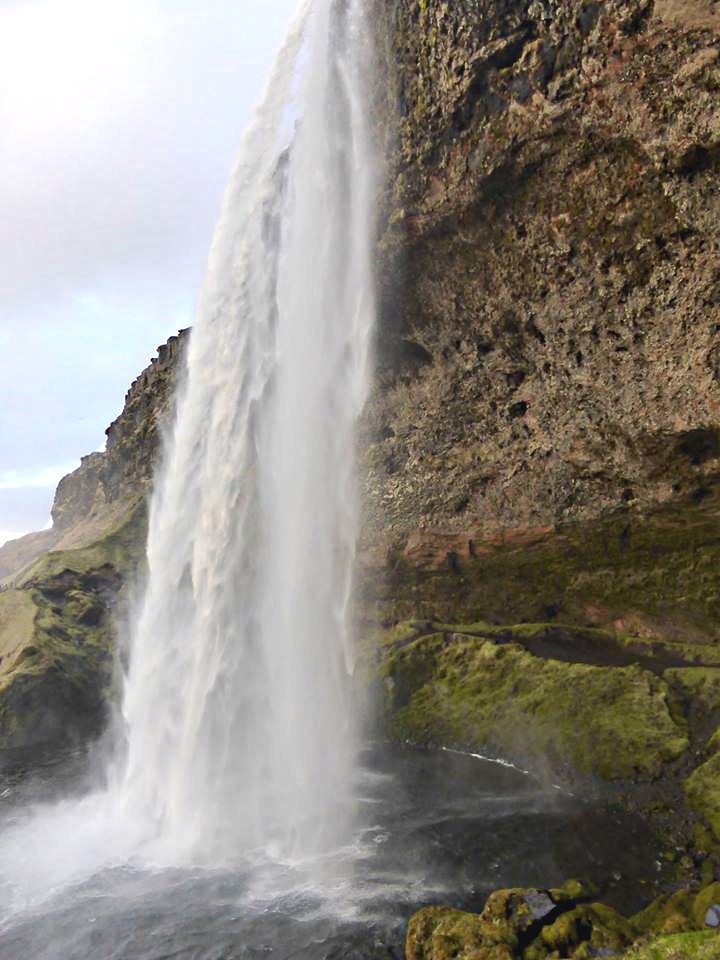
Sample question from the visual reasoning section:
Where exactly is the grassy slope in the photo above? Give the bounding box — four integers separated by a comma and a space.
0, 503, 147, 749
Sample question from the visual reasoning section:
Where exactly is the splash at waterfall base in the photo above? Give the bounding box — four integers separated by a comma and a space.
0, 740, 696, 960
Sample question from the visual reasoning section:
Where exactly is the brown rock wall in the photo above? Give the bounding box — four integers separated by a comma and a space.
363, 0, 720, 563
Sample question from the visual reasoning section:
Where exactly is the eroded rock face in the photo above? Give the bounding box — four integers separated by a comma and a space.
363, 0, 720, 558
0, 330, 188, 584
52, 330, 188, 532
0, 332, 187, 748
655, 0, 720, 33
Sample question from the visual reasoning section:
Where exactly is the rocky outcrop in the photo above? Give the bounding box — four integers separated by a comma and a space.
0, 331, 187, 749
0, 330, 187, 585
344, 0, 720, 893
364, 0, 720, 550
0, 506, 147, 749
1, 0, 720, 891
378, 627, 689, 781
52, 329, 188, 533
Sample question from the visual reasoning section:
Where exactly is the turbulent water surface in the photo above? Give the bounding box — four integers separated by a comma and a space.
0, 744, 665, 960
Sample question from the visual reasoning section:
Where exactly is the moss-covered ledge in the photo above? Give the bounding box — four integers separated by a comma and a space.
375, 629, 689, 782
357, 485, 720, 851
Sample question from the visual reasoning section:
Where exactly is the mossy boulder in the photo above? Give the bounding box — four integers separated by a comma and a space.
407, 884, 720, 960
406, 906, 512, 960
406, 892, 632, 959
407, 885, 596, 960
381, 631, 688, 781
533, 902, 633, 958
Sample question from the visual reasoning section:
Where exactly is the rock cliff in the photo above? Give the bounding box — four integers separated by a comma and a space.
1, 0, 720, 895
0, 330, 187, 748
356, 0, 720, 883
0, 330, 187, 585
355, 0, 720, 785
365, 0, 720, 548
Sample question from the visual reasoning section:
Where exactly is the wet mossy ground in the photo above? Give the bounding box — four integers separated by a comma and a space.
406, 883, 720, 960
621, 931, 720, 959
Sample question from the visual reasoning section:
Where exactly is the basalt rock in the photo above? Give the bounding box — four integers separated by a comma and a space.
352, 0, 720, 842
363, 0, 720, 562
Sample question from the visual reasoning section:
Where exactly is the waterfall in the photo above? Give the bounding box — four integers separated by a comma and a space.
112, 0, 378, 862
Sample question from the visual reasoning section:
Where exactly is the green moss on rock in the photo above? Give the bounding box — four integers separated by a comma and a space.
631, 889, 699, 937
21, 503, 147, 585
0, 588, 38, 663
406, 906, 507, 960
687, 753, 720, 842
0, 504, 148, 750
666, 669, 720, 714
406, 884, 720, 960
620, 931, 720, 959
537, 902, 633, 957
382, 633, 689, 780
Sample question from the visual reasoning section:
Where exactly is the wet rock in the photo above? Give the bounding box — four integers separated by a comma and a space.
524, 891, 556, 922
407, 882, 720, 960
363, 0, 720, 578
704, 904, 720, 928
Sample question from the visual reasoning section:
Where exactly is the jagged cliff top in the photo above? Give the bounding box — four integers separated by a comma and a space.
0, 329, 188, 584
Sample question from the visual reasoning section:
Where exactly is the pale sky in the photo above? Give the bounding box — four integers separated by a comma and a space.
0, 0, 299, 547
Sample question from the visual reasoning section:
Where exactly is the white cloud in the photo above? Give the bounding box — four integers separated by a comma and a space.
0, 530, 27, 550
0, 464, 79, 491
0, 0, 299, 534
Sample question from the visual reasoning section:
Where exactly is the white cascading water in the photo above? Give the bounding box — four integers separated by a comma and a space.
113, 0, 378, 862
0, 0, 379, 916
